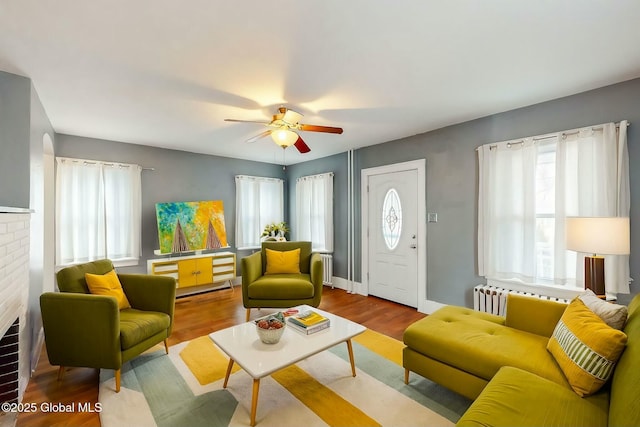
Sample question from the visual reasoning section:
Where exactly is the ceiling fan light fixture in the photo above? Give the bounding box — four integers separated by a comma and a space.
282, 109, 303, 125
271, 128, 299, 147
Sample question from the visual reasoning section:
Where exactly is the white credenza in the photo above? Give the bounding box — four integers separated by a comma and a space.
147, 251, 236, 296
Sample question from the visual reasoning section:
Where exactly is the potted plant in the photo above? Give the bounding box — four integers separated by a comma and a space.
261, 222, 289, 241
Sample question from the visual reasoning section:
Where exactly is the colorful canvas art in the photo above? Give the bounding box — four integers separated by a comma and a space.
156, 200, 228, 254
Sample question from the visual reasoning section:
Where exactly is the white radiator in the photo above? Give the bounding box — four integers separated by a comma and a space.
320, 254, 333, 286
473, 284, 570, 316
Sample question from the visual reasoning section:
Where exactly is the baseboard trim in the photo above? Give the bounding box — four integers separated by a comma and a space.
422, 299, 446, 314
325, 277, 365, 296
325, 277, 445, 314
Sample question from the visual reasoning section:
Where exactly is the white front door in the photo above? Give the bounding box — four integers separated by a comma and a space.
363, 160, 425, 308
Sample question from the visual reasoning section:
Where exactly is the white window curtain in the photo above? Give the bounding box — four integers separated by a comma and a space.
478, 121, 630, 294
295, 172, 334, 252
56, 157, 142, 266
235, 175, 284, 249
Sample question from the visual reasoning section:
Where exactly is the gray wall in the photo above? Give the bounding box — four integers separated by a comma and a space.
293, 77, 640, 307
54, 135, 286, 273
28, 80, 55, 367
286, 152, 349, 276
0, 69, 56, 373
0, 71, 31, 208
20, 72, 640, 310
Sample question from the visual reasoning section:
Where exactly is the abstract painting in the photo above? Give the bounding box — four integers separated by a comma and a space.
155, 200, 228, 254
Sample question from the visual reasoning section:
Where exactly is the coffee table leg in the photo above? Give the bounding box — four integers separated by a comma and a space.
223, 359, 234, 388
346, 339, 356, 377
250, 378, 260, 426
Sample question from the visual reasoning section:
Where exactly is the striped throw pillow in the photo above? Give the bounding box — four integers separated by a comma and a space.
547, 298, 627, 396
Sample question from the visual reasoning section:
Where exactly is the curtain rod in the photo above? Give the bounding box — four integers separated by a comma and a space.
476, 120, 630, 151
235, 175, 283, 182
56, 156, 154, 170
296, 172, 334, 182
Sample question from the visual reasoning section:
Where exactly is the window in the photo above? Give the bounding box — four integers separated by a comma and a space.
295, 172, 333, 252
477, 121, 630, 295
382, 188, 402, 250
56, 157, 142, 267
235, 175, 284, 249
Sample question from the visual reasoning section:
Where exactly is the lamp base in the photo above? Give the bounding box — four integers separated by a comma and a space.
585, 255, 605, 296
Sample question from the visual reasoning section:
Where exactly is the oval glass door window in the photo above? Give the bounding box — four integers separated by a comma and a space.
382, 188, 402, 250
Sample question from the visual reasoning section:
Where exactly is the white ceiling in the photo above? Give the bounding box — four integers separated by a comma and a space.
2, 1, 640, 165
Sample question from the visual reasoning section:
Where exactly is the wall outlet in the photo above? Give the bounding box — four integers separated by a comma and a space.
428, 212, 438, 223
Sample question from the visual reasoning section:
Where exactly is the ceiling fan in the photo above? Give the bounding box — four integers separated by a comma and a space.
225, 106, 343, 153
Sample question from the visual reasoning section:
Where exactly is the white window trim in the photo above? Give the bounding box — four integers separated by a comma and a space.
295, 172, 334, 253
235, 175, 284, 250
477, 121, 630, 296
55, 157, 142, 268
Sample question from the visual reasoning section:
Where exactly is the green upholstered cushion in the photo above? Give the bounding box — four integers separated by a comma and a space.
608, 293, 640, 426
247, 274, 315, 300
456, 366, 609, 427
119, 309, 171, 350
56, 259, 115, 293
403, 346, 489, 400
505, 294, 568, 337
403, 306, 569, 387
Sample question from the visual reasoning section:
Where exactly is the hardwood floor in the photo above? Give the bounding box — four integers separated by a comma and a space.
16, 287, 426, 427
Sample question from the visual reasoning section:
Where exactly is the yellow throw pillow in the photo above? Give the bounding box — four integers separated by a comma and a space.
265, 248, 301, 275
547, 298, 627, 396
85, 269, 131, 310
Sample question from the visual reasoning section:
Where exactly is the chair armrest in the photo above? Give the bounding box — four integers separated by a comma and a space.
241, 251, 263, 305
242, 251, 263, 283
505, 294, 568, 337
310, 253, 323, 287
119, 274, 176, 315
40, 292, 121, 369
310, 252, 324, 305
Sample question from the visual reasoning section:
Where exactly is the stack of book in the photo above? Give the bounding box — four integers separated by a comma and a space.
287, 310, 330, 334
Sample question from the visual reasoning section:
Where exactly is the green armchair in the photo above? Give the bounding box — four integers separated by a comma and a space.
40, 259, 176, 392
242, 241, 323, 321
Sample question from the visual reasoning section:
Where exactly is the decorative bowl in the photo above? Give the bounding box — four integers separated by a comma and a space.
255, 313, 286, 344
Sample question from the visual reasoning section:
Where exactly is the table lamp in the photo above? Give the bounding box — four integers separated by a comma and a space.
565, 217, 630, 296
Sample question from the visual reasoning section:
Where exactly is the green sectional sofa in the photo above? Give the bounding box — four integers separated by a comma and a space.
403, 292, 640, 426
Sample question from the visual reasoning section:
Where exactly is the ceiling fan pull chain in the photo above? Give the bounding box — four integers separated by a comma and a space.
282, 146, 286, 170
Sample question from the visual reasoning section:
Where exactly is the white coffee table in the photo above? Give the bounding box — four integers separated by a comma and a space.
209, 305, 366, 426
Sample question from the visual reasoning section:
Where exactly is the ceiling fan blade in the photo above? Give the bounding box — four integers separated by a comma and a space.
294, 136, 311, 154
299, 124, 344, 134
224, 118, 271, 124
246, 130, 272, 143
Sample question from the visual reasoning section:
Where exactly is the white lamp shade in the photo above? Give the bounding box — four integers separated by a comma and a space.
565, 217, 630, 255
271, 129, 299, 147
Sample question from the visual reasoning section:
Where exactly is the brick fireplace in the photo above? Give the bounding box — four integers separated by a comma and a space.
0, 319, 19, 406
0, 209, 31, 419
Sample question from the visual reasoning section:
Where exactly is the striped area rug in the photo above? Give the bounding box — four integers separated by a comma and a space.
99, 329, 471, 427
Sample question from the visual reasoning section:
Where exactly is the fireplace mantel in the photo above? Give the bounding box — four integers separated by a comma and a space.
0, 206, 33, 214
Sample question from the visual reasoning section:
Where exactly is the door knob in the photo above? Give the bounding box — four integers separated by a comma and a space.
410, 244, 417, 249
